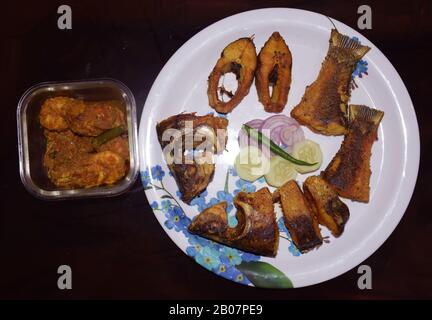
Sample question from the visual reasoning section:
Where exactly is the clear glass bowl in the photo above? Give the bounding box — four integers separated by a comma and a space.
17, 79, 139, 200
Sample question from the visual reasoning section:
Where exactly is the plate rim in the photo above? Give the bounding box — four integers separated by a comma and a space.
139, 7, 420, 288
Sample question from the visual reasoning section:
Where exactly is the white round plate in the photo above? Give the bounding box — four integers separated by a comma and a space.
138, 8, 419, 288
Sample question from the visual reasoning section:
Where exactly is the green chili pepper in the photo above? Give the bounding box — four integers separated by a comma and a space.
242, 124, 316, 166
93, 126, 125, 148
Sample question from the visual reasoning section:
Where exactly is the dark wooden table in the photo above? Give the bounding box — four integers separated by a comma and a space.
1, 0, 431, 299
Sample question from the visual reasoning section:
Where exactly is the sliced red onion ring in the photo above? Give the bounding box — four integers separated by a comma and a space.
238, 115, 304, 157
280, 125, 305, 153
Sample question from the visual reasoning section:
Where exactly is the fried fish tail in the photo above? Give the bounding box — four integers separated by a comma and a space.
303, 175, 349, 237
323, 105, 384, 202
188, 188, 279, 257
274, 180, 322, 253
291, 29, 370, 135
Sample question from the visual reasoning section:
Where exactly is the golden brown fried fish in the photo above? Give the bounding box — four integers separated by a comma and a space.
323, 105, 384, 202
40, 97, 126, 136
291, 29, 370, 135
256, 32, 292, 113
44, 130, 126, 189
208, 37, 257, 114
156, 113, 228, 204
303, 175, 349, 237
188, 188, 279, 257
273, 180, 322, 253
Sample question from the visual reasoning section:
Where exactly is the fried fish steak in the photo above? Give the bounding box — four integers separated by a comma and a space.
156, 113, 228, 204
255, 32, 292, 113
303, 175, 349, 237
188, 188, 279, 257
291, 29, 370, 135
323, 105, 384, 202
273, 180, 322, 253
208, 37, 257, 114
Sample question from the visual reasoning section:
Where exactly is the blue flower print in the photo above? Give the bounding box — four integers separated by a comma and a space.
186, 235, 211, 257
233, 179, 256, 195
278, 217, 288, 234
150, 201, 158, 210
353, 60, 368, 78
229, 166, 238, 177
278, 217, 301, 256
161, 199, 172, 213
195, 246, 221, 271
231, 268, 251, 285
141, 170, 150, 188
289, 243, 301, 257
214, 191, 234, 213
164, 206, 188, 231
220, 247, 242, 266
190, 190, 209, 212
228, 215, 238, 228
151, 165, 165, 181
215, 264, 237, 280
257, 176, 266, 184
240, 251, 260, 262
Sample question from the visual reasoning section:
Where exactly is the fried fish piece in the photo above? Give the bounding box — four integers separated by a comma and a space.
273, 180, 322, 253
291, 29, 370, 135
156, 113, 228, 204
40, 97, 126, 136
255, 32, 292, 113
43, 130, 127, 188
208, 37, 257, 114
303, 175, 349, 237
323, 105, 384, 202
188, 188, 279, 257
39, 97, 84, 131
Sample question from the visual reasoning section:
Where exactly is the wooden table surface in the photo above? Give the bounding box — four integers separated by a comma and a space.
1, 0, 431, 299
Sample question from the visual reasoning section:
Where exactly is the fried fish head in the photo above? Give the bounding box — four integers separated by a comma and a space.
188, 188, 279, 257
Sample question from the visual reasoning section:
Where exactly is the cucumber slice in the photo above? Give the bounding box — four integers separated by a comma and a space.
264, 155, 298, 187
292, 139, 322, 174
234, 146, 270, 182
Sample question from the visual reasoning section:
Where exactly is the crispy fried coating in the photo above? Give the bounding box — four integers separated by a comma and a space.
255, 32, 292, 113
97, 136, 129, 160
39, 97, 84, 131
274, 180, 322, 253
323, 105, 384, 202
43, 130, 126, 188
188, 188, 279, 257
156, 113, 228, 204
303, 175, 349, 237
291, 29, 370, 135
208, 37, 257, 114
40, 97, 126, 136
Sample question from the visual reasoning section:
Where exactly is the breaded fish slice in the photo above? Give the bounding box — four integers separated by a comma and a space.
188, 188, 279, 257
323, 105, 384, 202
255, 32, 292, 113
291, 29, 370, 135
274, 180, 322, 253
303, 175, 350, 237
156, 113, 228, 204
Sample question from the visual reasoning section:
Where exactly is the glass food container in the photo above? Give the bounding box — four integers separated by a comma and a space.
17, 79, 139, 200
